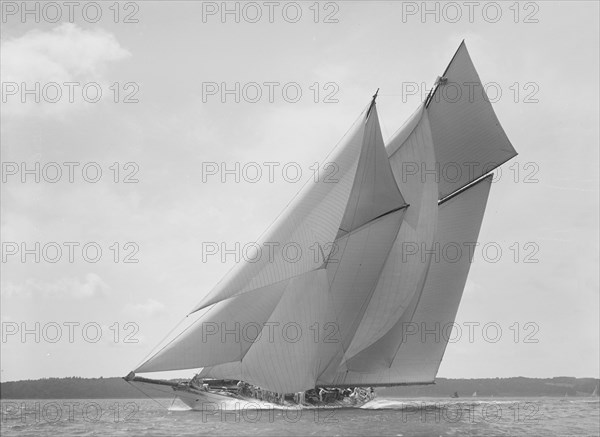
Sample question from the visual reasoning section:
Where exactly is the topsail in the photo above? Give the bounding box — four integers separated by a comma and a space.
133, 42, 517, 394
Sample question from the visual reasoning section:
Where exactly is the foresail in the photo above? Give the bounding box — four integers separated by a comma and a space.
321, 175, 493, 386
190, 107, 369, 313
318, 208, 406, 383
340, 106, 438, 362
240, 269, 334, 393
197, 269, 334, 391
199, 361, 242, 380
427, 41, 517, 200
134, 280, 288, 373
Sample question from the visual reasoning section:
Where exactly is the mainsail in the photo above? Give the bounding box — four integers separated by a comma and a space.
133, 42, 517, 394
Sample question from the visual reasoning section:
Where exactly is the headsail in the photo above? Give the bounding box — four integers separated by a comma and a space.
135, 280, 288, 373
189, 108, 368, 313
239, 269, 334, 393
339, 104, 438, 362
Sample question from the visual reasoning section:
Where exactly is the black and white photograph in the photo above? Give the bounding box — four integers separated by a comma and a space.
1, 1, 599, 436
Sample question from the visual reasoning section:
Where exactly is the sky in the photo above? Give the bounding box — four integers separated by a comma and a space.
0, 1, 598, 383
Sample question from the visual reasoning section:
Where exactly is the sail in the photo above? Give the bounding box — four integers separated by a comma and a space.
337, 105, 406, 236
427, 41, 517, 200
318, 207, 406, 382
239, 269, 335, 393
340, 42, 515, 363
133, 42, 517, 394
189, 109, 368, 312
340, 105, 438, 361
240, 104, 407, 393
136, 99, 410, 393
322, 175, 493, 385
135, 280, 289, 373
199, 361, 243, 380
198, 209, 407, 393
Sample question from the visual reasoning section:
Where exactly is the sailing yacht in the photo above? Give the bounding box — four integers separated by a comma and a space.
125, 41, 518, 410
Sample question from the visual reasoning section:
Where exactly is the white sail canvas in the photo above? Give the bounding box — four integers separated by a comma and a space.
131, 42, 517, 399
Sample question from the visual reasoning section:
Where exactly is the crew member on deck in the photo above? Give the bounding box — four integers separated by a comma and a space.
190, 375, 202, 390
318, 388, 326, 402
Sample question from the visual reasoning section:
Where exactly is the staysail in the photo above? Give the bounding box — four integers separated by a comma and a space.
133, 42, 517, 393
339, 104, 438, 364
189, 107, 370, 313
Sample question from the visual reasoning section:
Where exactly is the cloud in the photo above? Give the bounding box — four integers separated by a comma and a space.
1, 273, 109, 300
1, 23, 130, 117
2, 23, 130, 83
124, 298, 166, 318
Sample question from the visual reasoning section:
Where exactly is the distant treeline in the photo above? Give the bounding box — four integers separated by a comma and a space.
379, 377, 600, 398
0, 376, 598, 399
0, 377, 156, 399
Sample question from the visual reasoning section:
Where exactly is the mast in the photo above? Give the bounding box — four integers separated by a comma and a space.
366, 88, 379, 118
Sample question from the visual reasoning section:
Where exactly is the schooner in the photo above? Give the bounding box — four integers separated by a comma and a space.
125, 41, 517, 410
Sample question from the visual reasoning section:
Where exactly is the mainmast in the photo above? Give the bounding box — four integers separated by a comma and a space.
366, 88, 379, 118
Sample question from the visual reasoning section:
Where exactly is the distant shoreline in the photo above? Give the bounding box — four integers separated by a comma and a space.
1, 376, 598, 400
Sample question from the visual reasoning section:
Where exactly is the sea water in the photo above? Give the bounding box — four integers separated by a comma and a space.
1, 397, 598, 436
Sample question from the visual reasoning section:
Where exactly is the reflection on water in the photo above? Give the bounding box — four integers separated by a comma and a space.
1, 397, 598, 436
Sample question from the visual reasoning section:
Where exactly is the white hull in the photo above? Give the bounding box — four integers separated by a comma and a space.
175, 387, 281, 411
174, 388, 372, 411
